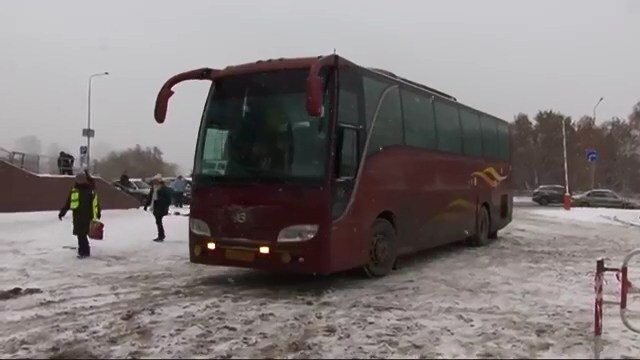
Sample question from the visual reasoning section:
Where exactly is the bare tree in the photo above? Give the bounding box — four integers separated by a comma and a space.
510, 101, 640, 194
93, 144, 178, 181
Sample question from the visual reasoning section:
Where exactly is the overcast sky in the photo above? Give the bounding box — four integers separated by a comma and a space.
1, 0, 638, 172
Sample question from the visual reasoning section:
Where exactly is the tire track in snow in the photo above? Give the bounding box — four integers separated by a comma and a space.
3, 209, 640, 358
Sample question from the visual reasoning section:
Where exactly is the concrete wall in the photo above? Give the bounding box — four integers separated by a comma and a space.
0, 161, 140, 213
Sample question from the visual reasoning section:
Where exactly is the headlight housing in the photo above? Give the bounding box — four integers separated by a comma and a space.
190, 218, 211, 236
277, 225, 319, 243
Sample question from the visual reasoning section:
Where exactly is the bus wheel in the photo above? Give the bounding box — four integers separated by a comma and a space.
363, 218, 397, 278
468, 206, 490, 247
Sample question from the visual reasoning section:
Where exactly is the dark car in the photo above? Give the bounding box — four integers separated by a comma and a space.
572, 189, 640, 209
532, 185, 566, 206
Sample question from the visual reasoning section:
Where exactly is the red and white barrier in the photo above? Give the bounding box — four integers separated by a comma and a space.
593, 249, 640, 359
619, 249, 640, 334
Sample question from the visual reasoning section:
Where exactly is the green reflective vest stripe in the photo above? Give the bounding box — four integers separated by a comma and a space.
92, 193, 99, 220
69, 188, 99, 220
69, 189, 80, 209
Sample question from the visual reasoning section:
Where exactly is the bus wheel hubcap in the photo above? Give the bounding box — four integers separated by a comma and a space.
372, 233, 389, 265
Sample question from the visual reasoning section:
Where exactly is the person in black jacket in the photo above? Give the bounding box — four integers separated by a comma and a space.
57, 152, 74, 175
120, 172, 132, 188
144, 174, 172, 242
59, 171, 101, 258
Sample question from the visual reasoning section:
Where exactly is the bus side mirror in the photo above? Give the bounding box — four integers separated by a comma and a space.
153, 68, 218, 124
306, 75, 324, 117
306, 54, 339, 118
154, 88, 174, 124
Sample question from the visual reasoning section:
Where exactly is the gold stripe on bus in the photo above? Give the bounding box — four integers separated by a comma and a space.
471, 171, 499, 188
482, 167, 508, 182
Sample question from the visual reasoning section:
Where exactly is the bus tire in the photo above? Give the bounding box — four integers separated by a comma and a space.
362, 218, 397, 278
468, 206, 491, 247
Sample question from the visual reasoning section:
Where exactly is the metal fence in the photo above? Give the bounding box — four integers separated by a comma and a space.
0, 147, 81, 175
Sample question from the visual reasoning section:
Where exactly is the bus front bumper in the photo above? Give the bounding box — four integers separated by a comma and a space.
188, 235, 328, 274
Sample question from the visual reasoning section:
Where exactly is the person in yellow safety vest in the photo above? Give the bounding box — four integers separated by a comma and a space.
58, 171, 101, 258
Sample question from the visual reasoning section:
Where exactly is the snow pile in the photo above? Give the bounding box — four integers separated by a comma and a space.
1, 207, 640, 358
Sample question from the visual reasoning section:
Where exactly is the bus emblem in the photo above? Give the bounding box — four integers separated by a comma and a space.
232, 210, 247, 223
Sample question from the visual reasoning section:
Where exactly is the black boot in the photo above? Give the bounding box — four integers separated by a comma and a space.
154, 215, 165, 242
77, 235, 90, 258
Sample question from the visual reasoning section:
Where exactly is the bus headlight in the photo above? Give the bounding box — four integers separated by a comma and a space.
277, 225, 318, 243
190, 218, 211, 236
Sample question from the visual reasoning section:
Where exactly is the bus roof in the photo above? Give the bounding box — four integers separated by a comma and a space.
215, 55, 507, 124
367, 67, 457, 102
218, 56, 319, 76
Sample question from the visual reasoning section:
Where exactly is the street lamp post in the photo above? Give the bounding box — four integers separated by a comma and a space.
591, 97, 604, 189
562, 116, 571, 210
86, 72, 109, 172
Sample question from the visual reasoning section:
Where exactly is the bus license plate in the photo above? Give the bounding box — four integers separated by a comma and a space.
225, 249, 255, 262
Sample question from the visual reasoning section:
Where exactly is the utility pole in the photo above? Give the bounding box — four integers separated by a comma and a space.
591, 97, 604, 189
562, 116, 571, 210
85, 72, 109, 173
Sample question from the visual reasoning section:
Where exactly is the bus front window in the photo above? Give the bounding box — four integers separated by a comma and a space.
195, 69, 329, 183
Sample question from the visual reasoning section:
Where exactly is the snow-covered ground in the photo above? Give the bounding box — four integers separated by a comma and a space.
513, 196, 533, 204
1, 206, 640, 358
531, 206, 640, 226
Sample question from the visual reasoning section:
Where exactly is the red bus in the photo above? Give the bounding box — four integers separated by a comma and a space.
154, 55, 512, 277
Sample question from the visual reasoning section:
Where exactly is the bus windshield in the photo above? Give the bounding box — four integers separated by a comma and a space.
194, 69, 329, 183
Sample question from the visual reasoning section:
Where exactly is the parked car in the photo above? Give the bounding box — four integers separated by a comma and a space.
113, 178, 151, 205
532, 185, 566, 206
572, 189, 640, 209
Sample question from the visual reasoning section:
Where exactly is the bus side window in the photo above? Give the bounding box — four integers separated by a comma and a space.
367, 86, 402, 153
337, 127, 358, 178
481, 115, 499, 159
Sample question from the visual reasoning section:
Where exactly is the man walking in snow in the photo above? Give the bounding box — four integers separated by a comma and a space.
144, 174, 172, 242
171, 175, 187, 208
58, 171, 101, 258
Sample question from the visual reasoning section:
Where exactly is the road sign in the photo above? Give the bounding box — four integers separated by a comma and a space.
82, 128, 95, 138
80, 146, 87, 155
586, 149, 598, 162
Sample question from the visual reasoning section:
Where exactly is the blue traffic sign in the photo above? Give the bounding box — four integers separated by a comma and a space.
586, 149, 597, 162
